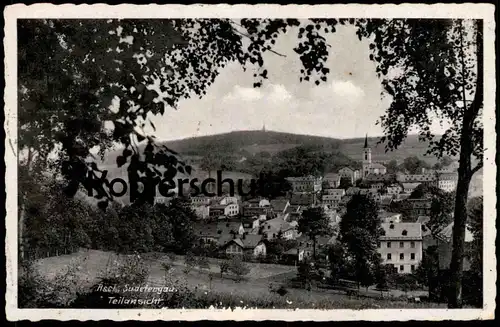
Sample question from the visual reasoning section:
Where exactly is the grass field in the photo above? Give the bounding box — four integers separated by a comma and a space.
32, 249, 447, 309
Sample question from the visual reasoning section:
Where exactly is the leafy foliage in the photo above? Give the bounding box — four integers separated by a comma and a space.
298, 207, 332, 259
339, 194, 383, 289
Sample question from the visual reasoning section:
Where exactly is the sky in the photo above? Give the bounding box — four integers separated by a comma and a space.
145, 23, 449, 142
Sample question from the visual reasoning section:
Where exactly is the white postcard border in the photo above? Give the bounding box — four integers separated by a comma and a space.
4, 3, 496, 321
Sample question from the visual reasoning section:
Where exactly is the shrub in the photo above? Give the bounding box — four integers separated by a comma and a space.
228, 256, 250, 281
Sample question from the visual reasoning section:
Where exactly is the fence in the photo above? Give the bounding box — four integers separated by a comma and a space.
21, 246, 81, 261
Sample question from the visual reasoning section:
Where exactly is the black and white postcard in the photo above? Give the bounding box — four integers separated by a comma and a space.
4, 3, 496, 321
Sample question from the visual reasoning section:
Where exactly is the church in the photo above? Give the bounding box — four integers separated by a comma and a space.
362, 135, 387, 177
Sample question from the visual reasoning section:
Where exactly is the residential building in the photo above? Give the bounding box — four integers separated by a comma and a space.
379, 196, 394, 210
408, 198, 432, 216
194, 205, 210, 219
294, 234, 337, 260
224, 203, 240, 216
190, 195, 211, 207
378, 211, 402, 223
208, 205, 226, 218
322, 188, 345, 207
220, 234, 267, 257
402, 182, 421, 194
324, 173, 342, 188
241, 205, 267, 218
219, 196, 240, 206
435, 222, 474, 271
217, 221, 245, 236
290, 192, 316, 206
154, 196, 171, 205
371, 182, 385, 191
365, 173, 396, 183
338, 167, 357, 184
270, 199, 290, 216
396, 173, 437, 184
193, 223, 220, 244
386, 184, 403, 195
378, 222, 423, 274
285, 176, 323, 193
256, 218, 298, 240
345, 187, 361, 195
362, 135, 387, 176
437, 172, 458, 192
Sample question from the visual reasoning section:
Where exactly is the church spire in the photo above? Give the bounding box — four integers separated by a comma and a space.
364, 134, 368, 148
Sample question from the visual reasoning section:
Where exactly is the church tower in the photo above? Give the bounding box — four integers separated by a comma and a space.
362, 134, 372, 177
262, 122, 266, 132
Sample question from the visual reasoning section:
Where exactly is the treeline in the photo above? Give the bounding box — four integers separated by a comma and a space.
22, 178, 201, 260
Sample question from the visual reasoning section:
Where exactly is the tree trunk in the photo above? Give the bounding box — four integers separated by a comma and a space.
448, 19, 483, 309
19, 204, 25, 260
312, 236, 316, 260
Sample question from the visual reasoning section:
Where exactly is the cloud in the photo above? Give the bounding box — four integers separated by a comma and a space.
222, 83, 293, 104
223, 85, 263, 102
266, 84, 293, 103
331, 80, 365, 98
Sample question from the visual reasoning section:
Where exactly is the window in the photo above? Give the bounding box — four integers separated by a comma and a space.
377, 242, 381, 248
400, 265, 404, 272
227, 244, 242, 254
411, 241, 415, 248
411, 253, 415, 260
399, 241, 404, 248
400, 253, 404, 260
387, 242, 391, 248
411, 265, 416, 272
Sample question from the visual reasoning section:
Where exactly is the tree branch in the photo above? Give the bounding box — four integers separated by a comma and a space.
470, 162, 483, 176
228, 21, 287, 58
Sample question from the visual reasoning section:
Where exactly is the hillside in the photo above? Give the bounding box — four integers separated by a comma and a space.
101, 130, 441, 167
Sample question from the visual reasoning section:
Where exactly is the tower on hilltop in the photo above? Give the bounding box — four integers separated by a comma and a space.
262, 122, 266, 132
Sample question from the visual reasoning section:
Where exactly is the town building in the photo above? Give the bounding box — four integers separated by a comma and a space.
194, 205, 210, 219
220, 234, 267, 257
362, 135, 387, 177
378, 222, 423, 274
386, 184, 403, 195
396, 172, 437, 184
208, 203, 239, 217
322, 188, 345, 202
323, 173, 342, 188
257, 218, 298, 240
371, 182, 385, 191
378, 211, 402, 223
270, 199, 290, 218
285, 176, 323, 193
437, 172, 459, 192
364, 173, 396, 183
408, 198, 432, 216
402, 182, 421, 194
435, 222, 474, 271
208, 205, 226, 218
290, 192, 316, 206
190, 195, 211, 207
219, 195, 240, 206
338, 167, 359, 184
241, 205, 268, 218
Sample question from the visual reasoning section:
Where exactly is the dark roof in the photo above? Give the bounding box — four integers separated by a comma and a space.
193, 223, 219, 238
221, 234, 264, 249
290, 193, 315, 205
270, 199, 289, 212
381, 222, 422, 240
216, 221, 243, 235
